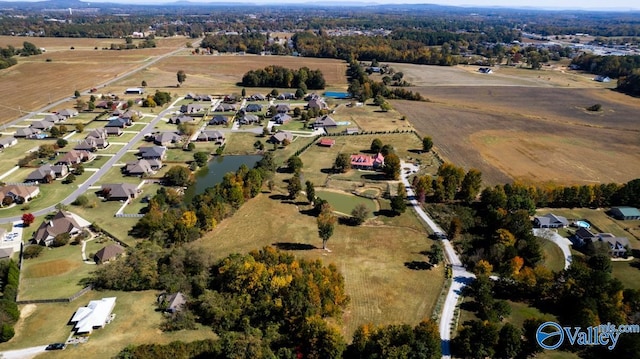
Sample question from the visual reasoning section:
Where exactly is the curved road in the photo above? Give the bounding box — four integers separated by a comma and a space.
0, 40, 200, 224
400, 162, 475, 359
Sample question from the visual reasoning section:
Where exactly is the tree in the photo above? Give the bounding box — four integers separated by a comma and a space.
49, 126, 61, 138
317, 204, 337, 250
186, 142, 196, 151
496, 323, 522, 359
383, 153, 401, 180
380, 102, 392, 112
241, 88, 246, 97
63, 173, 76, 184
193, 152, 209, 167
253, 140, 264, 151
429, 243, 444, 266
87, 101, 96, 111
56, 138, 68, 148
75, 123, 84, 132
422, 136, 434, 152
177, 70, 187, 86
391, 182, 408, 215
282, 138, 291, 147
287, 173, 302, 199
306, 181, 316, 204
141, 80, 147, 87
23, 245, 43, 259
459, 169, 483, 203
351, 204, 369, 225
370, 138, 383, 153
74, 90, 80, 98
22, 213, 35, 226
163, 166, 193, 187
333, 153, 350, 173
286, 155, 303, 173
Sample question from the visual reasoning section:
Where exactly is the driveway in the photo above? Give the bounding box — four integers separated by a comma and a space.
533, 228, 572, 270
0, 345, 48, 359
400, 162, 475, 359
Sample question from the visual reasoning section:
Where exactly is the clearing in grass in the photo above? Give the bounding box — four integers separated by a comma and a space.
315, 189, 377, 217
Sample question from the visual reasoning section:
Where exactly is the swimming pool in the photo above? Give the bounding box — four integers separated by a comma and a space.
575, 220, 590, 229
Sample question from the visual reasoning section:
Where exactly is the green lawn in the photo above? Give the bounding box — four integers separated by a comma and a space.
94, 166, 141, 185
223, 132, 262, 155
315, 189, 377, 217
541, 239, 566, 272
612, 261, 640, 290
0, 138, 57, 173
69, 195, 139, 246
19, 243, 95, 300
505, 300, 557, 329
275, 120, 313, 132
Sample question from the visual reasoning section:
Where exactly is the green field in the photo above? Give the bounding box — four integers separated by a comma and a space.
612, 261, 640, 290
69, 196, 140, 246
315, 189, 377, 217
541, 239, 566, 272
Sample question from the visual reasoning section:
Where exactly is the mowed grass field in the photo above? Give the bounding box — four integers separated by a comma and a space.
189, 193, 444, 338
397, 83, 640, 185
315, 189, 378, 217
112, 54, 349, 95
0, 290, 216, 358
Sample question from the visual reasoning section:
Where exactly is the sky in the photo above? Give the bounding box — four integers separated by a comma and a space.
0, 0, 638, 10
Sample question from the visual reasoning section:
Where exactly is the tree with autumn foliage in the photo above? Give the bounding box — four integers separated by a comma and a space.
317, 203, 337, 250
21, 213, 35, 226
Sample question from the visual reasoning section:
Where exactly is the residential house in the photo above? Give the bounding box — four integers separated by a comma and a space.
0, 185, 40, 206
139, 146, 167, 160
105, 118, 131, 128
277, 93, 296, 100
610, 207, 640, 220
307, 97, 328, 110
239, 114, 260, 125
0, 136, 17, 149
25, 164, 68, 183
223, 94, 238, 103
269, 131, 293, 145
245, 104, 263, 112
318, 138, 335, 147
105, 127, 123, 137
215, 103, 236, 112
197, 130, 225, 144
209, 115, 229, 125
350, 153, 385, 170
57, 108, 79, 118
86, 128, 108, 140
594, 75, 611, 83
165, 292, 186, 313
345, 127, 360, 135
56, 150, 96, 166
74, 138, 109, 152
33, 210, 89, 246
124, 159, 155, 176
275, 103, 290, 113
185, 94, 212, 101
30, 120, 55, 131
311, 115, 338, 129
272, 113, 292, 124
168, 115, 195, 125
95, 101, 111, 109
573, 227, 597, 247
249, 94, 265, 101
478, 67, 493, 74
153, 132, 182, 146
14, 128, 42, 138
125, 87, 144, 94
116, 109, 141, 121
101, 183, 141, 201
44, 114, 64, 123
70, 297, 117, 334
180, 104, 203, 114
597, 233, 630, 257
94, 244, 125, 264
533, 213, 569, 228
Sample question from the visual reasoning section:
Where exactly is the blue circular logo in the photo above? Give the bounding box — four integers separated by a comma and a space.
536, 321, 564, 350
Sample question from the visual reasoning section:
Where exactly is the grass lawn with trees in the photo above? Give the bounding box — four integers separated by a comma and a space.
540, 239, 566, 272
315, 189, 377, 217
69, 196, 139, 245
189, 193, 444, 337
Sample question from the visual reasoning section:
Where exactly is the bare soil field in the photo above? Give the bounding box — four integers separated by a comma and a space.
113, 54, 349, 94
0, 35, 189, 51
391, 63, 609, 88
395, 86, 640, 185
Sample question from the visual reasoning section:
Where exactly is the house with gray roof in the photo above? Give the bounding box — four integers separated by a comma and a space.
209, 115, 229, 125
272, 113, 292, 124
239, 114, 260, 125
106, 117, 131, 128
165, 292, 186, 313
44, 114, 64, 123
597, 233, 630, 257
168, 115, 195, 125
74, 138, 109, 152
610, 207, 640, 220
57, 108, 79, 118
180, 104, 203, 114
307, 97, 328, 110
117, 109, 141, 120
311, 115, 337, 129
533, 213, 569, 228
33, 210, 89, 246
249, 93, 265, 101
14, 128, 42, 138
25, 164, 68, 183
30, 120, 55, 131
124, 159, 155, 176
0, 137, 17, 149
56, 150, 95, 166
215, 103, 236, 112
197, 130, 225, 144
275, 103, 290, 113
101, 183, 141, 201
94, 244, 125, 264
139, 146, 167, 160
269, 131, 293, 145
153, 132, 182, 146
245, 103, 263, 112
87, 128, 108, 140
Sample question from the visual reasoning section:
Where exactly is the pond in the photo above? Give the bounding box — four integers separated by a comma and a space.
184, 155, 262, 201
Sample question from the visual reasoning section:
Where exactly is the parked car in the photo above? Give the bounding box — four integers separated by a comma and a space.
431, 232, 448, 240
46, 343, 66, 350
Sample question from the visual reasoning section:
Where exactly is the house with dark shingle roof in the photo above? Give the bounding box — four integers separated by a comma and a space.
0, 136, 17, 149
153, 132, 182, 146
139, 146, 167, 160
14, 128, 42, 138
307, 97, 328, 110
86, 128, 108, 140
101, 183, 141, 201
56, 150, 96, 166
33, 210, 89, 246
94, 244, 125, 264
245, 104, 263, 112
44, 114, 64, 123
124, 159, 155, 176
74, 138, 109, 152
209, 115, 229, 125
25, 164, 68, 183
197, 130, 225, 144
275, 103, 290, 113
30, 120, 55, 131
180, 104, 203, 114
272, 113, 292, 124
106, 117, 131, 128
311, 115, 337, 129
168, 115, 195, 125
0, 185, 40, 206
57, 108, 79, 118
269, 131, 293, 145
215, 103, 236, 112
239, 114, 260, 125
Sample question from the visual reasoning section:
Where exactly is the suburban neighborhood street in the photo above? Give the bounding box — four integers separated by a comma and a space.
400, 162, 475, 359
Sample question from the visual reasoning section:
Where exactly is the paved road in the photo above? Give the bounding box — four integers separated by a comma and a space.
533, 228, 573, 270
400, 162, 475, 359
0, 345, 48, 359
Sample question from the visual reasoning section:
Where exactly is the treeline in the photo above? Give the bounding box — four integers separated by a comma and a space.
130, 153, 273, 246
617, 69, 640, 96
411, 163, 483, 204
241, 65, 326, 90
201, 33, 267, 54
0, 41, 42, 70
0, 260, 20, 342
571, 53, 640, 78
347, 60, 426, 102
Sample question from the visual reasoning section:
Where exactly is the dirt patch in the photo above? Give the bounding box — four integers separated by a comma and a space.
26, 259, 79, 278
12, 304, 37, 337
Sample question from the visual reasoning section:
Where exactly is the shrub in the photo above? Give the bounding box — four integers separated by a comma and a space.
73, 194, 89, 207
586, 103, 602, 111
23, 245, 43, 259
0, 323, 14, 342
52, 233, 70, 247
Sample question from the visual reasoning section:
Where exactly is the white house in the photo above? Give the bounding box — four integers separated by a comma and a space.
70, 297, 117, 334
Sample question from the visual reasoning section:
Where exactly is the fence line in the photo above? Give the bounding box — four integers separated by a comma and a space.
17, 285, 93, 305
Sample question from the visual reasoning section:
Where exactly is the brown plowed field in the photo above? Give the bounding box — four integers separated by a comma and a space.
395, 86, 640, 185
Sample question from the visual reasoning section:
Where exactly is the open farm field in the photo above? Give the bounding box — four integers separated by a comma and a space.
397, 86, 640, 185
0, 35, 189, 52
113, 54, 349, 94
331, 102, 415, 132
190, 193, 444, 338
0, 290, 215, 358
391, 63, 610, 88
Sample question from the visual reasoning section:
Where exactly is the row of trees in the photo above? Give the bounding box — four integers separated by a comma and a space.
347, 59, 426, 103
0, 260, 20, 342
142, 90, 172, 108
571, 53, 640, 79
617, 69, 640, 96
411, 163, 483, 204
241, 65, 326, 90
